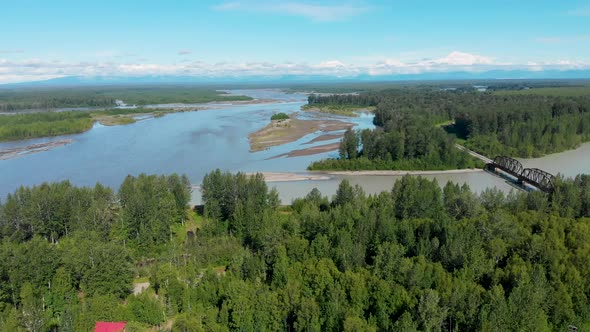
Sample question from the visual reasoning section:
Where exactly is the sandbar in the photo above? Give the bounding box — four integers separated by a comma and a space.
247, 172, 332, 182
269, 142, 341, 159
249, 117, 353, 152
324, 169, 484, 176
0, 139, 73, 160
303, 133, 343, 145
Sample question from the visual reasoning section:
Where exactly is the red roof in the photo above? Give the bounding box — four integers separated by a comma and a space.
94, 322, 126, 332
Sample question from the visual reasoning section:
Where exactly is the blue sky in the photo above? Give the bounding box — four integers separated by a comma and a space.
1, 0, 589, 83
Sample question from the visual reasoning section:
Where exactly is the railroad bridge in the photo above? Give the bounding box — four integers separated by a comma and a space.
485, 156, 555, 193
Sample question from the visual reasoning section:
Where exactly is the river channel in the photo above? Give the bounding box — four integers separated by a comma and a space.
1, 89, 589, 204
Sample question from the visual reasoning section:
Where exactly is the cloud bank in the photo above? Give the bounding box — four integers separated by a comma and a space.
0, 51, 588, 84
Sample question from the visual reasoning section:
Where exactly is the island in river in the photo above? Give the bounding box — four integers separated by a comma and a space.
248, 114, 354, 152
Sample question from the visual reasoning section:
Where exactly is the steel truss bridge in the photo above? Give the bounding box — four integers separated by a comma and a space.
485, 156, 555, 193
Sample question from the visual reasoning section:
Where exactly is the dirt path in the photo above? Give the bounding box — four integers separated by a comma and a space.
133, 282, 150, 295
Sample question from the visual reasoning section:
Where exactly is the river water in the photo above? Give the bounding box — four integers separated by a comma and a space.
1, 89, 589, 204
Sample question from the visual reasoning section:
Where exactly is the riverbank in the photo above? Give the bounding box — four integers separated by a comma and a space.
269, 142, 341, 159
248, 116, 354, 152
242, 169, 485, 183
323, 169, 484, 176
247, 172, 331, 182
0, 139, 73, 160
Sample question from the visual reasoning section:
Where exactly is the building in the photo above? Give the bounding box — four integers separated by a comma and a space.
94, 321, 127, 332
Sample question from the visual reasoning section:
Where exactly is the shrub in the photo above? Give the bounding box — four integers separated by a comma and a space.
270, 112, 289, 121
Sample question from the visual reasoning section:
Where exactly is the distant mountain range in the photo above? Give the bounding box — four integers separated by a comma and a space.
3, 69, 590, 87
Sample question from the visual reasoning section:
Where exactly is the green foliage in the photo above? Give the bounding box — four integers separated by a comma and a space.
494, 86, 590, 97
0, 111, 94, 141
1, 171, 590, 330
128, 293, 165, 326
270, 112, 289, 121
118, 174, 190, 252
338, 128, 359, 159
451, 94, 590, 157
20, 282, 46, 332
201, 170, 280, 242
60, 234, 133, 298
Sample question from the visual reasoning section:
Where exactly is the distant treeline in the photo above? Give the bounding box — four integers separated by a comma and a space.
307, 93, 380, 106
0, 97, 115, 112
0, 86, 252, 111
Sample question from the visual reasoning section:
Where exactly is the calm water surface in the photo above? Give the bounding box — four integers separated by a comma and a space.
1, 89, 589, 203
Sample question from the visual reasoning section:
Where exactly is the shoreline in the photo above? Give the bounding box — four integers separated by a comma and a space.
323, 169, 484, 176
246, 172, 332, 182
143, 98, 282, 111
268, 142, 341, 159
0, 139, 73, 160
241, 169, 485, 183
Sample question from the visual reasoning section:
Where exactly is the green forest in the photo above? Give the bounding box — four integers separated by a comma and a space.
1, 171, 590, 331
308, 88, 590, 171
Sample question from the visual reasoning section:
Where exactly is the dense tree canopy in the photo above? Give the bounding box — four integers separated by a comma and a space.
1, 171, 590, 331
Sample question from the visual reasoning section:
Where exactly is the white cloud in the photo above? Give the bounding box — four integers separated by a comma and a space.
0, 51, 588, 84
178, 50, 192, 55
431, 51, 493, 66
316, 60, 346, 68
213, 1, 370, 22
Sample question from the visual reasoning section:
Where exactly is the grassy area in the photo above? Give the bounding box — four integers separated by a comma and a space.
302, 104, 376, 117
493, 86, 590, 97
133, 276, 150, 283
170, 209, 205, 244
90, 107, 180, 126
